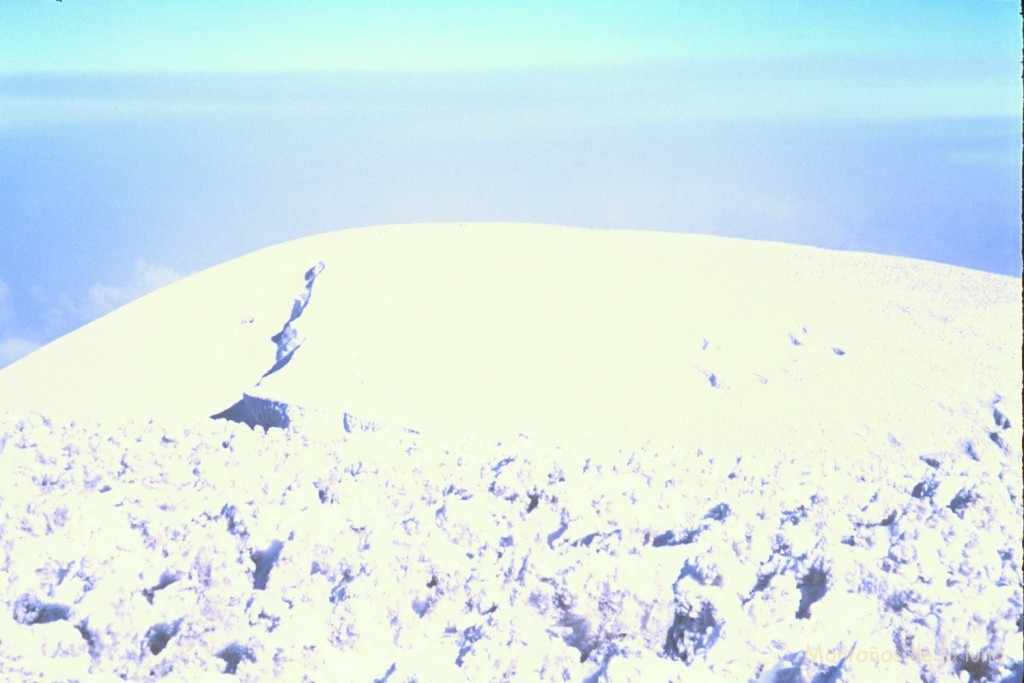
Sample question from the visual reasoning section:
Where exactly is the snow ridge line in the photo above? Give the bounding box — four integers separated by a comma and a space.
257, 261, 325, 384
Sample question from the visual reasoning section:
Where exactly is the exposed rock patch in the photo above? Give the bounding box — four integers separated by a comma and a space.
213, 262, 326, 430
212, 393, 292, 430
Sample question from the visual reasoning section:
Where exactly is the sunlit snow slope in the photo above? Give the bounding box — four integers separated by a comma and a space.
0, 223, 1019, 451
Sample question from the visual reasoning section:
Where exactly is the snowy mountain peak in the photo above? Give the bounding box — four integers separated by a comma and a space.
0, 223, 1019, 449
0, 223, 1020, 681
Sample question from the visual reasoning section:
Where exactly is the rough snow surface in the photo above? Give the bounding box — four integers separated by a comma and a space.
0, 414, 1020, 682
0, 223, 1020, 681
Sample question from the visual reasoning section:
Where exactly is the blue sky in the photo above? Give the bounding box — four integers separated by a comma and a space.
2, 1, 1019, 72
0, 1, 1021, 366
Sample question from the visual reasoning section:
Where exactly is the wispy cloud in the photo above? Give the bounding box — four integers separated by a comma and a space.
85, 260, 183, 320
0, 280, 40, 367
0, 337, 40, 367
0, 280, 14, 328
1, 62, 1018, 135
0, 261, 184, 369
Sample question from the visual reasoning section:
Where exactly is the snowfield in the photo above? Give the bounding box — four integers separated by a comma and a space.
0, 223, 1020, 682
